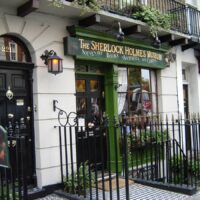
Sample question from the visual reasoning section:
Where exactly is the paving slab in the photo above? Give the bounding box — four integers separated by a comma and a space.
38, 183, 200, 200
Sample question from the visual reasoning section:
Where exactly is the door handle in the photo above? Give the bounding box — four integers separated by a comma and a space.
8, 113, 14, 119
27, 106, 31, 112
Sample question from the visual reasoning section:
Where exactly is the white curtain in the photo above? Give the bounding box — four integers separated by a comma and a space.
118, 68, 128, 115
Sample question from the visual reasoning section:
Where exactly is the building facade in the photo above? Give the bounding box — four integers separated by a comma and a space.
0, 0, 200, 192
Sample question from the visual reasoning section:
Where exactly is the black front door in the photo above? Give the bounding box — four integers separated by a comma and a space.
76, 75, 106, 167
0, 68, 35, 183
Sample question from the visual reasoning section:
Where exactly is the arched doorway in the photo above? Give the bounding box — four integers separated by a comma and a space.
0, 35, 35, 184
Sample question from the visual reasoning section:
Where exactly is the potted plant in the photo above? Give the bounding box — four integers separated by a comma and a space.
64, 161, 95, 196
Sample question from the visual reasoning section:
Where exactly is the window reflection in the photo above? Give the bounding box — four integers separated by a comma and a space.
91, 97, 100, 116
141, 69, 150, 92
76, 80, 86, 92
77, 98, 86, 115
118, 67, 157, 116
90, 80, 99, 92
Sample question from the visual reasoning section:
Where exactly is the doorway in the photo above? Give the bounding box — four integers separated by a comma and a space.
75, 75, 106, 168
183, 84, 191, 151
0, 67, 35, 183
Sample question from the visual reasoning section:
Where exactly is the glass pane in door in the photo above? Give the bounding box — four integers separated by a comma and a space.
77, 97, 86, 116
76, 80, 86, 92
90, 80, 99, 92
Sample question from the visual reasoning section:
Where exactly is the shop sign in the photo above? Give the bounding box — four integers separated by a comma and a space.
64, 37, 167, 68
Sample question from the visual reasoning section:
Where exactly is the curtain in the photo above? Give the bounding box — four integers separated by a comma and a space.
118, 68, 128, 115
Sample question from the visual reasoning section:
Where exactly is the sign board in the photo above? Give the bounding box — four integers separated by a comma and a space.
64, 37, 167, 69
0, 126, 10, 168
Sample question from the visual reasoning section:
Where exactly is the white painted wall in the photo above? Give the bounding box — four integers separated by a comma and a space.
157, 48, 179, 120
186, 0, 200, 8
158, 46, 200, 120
177, 47, 200, 116
0, 6, 77, 188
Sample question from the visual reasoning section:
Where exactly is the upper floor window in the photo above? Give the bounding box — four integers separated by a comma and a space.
0, 36, 30, 62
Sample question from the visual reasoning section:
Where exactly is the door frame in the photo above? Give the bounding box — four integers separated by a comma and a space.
0, 60, 37, 184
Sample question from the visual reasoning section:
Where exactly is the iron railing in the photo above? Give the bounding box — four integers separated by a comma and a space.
0, 122, 28, 200
66, 0, 200, 38
56, 114, 200, 199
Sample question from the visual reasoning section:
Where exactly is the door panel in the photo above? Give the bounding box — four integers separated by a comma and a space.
0, 68, 34, 184
76, 75, 106, 168
76, 76, 104, 124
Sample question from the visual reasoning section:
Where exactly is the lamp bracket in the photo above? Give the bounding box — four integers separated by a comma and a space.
40, 50, 57, 65
53, 100, 77, 127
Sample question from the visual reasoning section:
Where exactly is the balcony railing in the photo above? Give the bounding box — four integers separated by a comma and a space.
67, 0, 200, 38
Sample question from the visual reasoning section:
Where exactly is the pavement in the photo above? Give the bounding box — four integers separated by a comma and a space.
38, 183, 200, 200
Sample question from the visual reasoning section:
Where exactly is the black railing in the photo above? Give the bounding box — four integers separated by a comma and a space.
56, 114, 200, 199
66, 0, 200, 38
0, 124, 28, 200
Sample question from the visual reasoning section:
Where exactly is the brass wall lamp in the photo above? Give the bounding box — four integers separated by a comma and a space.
40, 50, 63, 75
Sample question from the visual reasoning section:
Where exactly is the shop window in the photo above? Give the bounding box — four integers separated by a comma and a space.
118, 67, 157, 116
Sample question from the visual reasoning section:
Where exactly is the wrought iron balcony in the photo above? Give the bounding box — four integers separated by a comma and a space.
66, 0, 200, 38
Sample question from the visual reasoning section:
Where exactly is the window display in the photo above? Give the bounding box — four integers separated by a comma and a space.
118, 67, 157, 116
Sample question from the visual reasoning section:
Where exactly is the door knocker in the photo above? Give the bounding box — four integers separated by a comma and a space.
6, 86, 14, 100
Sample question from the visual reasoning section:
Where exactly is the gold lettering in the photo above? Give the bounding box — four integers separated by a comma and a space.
79, 39, 90, 50
1, 46, 5, 52
147, 51, 161, 60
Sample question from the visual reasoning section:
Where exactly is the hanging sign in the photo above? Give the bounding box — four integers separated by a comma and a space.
64, 37, 167, 69
0, 126, 10, 168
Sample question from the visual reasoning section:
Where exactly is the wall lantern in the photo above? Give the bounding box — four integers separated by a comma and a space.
40, 50, 63, 75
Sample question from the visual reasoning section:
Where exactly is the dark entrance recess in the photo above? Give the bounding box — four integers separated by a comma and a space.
0, 65, 35, 185
75, 75, 107, 168
183, 84, 191, 151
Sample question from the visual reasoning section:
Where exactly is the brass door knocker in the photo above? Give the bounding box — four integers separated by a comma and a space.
6, 86, 14, 100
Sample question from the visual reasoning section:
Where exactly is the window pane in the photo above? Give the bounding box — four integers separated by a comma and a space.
118, 92, 127, 115
128, 68, 141, 90
141, 69, 150, 92
142, 92, 152, 114
118, 67, 157, 116
76, 80, 86, 92
91, 97, 100, 116
77, 97, 86, 115
90, 80, 99, 92
118, 68, 128, 115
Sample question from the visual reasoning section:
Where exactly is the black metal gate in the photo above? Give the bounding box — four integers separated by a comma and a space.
55, 110, 200, 199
